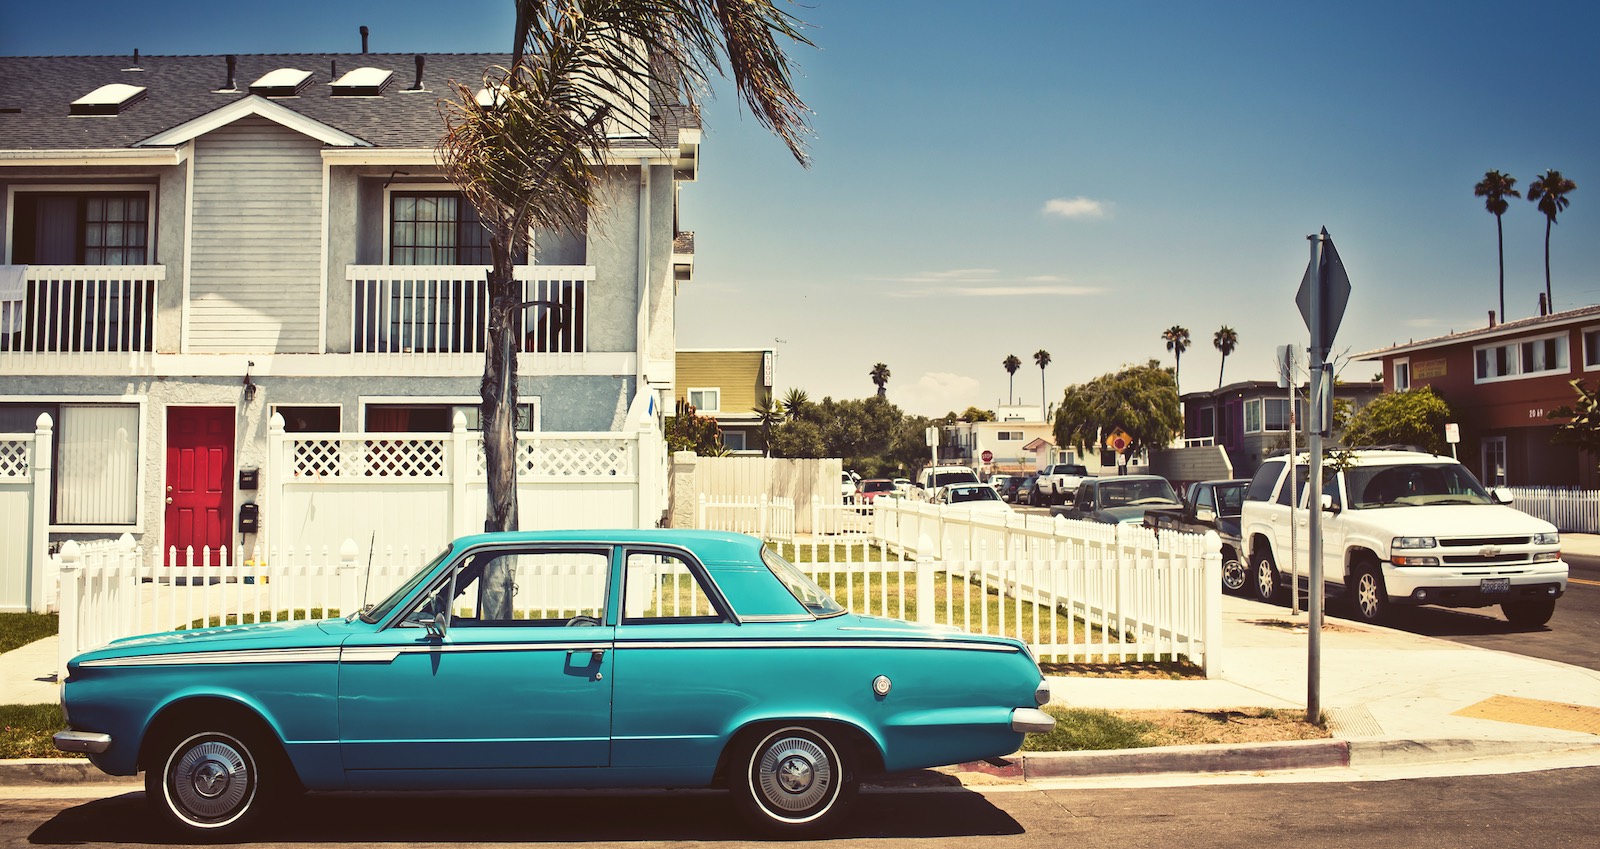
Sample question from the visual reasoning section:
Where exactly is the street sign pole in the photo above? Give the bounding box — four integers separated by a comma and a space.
1305, 233, 1325, 724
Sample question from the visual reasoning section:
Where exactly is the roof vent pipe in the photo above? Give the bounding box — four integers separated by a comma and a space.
133, 48, 140, 67
360, 26, 369, 54
225, 55, 236, 91
410, 55, 424, 90
331, 59, 337, 79
1488, 310, 1496, 328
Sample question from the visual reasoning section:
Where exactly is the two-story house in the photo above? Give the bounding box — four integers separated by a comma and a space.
1177, 378, 1382, 480
673, 348, 774, 454
0, 51, 700, 563
1356, 304, 1600, 488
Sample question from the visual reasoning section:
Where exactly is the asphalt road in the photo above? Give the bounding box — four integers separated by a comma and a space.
5, 768, 1599, 847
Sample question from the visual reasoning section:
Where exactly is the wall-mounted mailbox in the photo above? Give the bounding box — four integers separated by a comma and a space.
239, 502, 259, 535
239, 468, 259, 490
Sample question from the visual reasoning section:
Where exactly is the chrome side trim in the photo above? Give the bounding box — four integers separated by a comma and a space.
614, 639, 1017, 653
341, 642, 612, 663
53, 730, 113, 754
79, 647, 343, 668
738, 614, 814, 623
1011, 707, 1055, 734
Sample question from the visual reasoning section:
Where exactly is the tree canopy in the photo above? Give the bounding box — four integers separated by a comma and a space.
1052, 360, 1181, 459
1548, 379, 1600, 468
1340, 386, 1453, 454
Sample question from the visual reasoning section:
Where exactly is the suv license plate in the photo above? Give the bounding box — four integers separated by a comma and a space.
1480, 578, 1510, 594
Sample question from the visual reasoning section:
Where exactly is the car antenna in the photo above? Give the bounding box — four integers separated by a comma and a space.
359, 531, 376, 613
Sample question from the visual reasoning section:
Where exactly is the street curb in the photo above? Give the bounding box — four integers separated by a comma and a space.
0, 759, 136, 787
1007, 738, 1351, 779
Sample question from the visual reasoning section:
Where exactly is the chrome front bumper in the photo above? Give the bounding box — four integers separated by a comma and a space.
53, 730, 112, 754
1011, 707, 1055, 734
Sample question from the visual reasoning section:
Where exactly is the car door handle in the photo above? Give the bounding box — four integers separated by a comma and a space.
569, 648, 605, 662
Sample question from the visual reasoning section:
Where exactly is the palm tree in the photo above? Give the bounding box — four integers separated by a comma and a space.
1002, 354, 1022, 404
1161, 325, 1191, 391
1473, 170, 1520, 321
1033, 349, 1051, 420
870, 362, 890, 398
752, 392, 781, 457
1213, 325, 1238, 388
780, 388, 811, 421
1526, 169, 1578, 313
438, 1, 812, 536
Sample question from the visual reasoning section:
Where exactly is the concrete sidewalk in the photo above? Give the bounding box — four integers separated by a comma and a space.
6, 535, 1600, 787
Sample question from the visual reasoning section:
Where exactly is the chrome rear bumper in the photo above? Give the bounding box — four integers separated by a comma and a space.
53, 730, 112, 754
1011, 707, 1055, 734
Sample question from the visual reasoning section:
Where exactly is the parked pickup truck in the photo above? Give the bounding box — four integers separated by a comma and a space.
1240, 448, 1567, 627
1143, 479, 1251, 594
1038, 463, 1095, 505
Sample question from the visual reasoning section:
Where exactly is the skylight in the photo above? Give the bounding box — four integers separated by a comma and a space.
249, 69, 312, 97
331, 67, 393, 96
70, 83, 148, 116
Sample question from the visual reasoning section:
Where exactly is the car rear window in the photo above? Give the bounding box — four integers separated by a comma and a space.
1244, 460, 1285, 502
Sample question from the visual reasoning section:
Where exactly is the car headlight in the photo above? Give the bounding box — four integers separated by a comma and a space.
1532, 532, 1560, 546
1392, 536, 1437, 550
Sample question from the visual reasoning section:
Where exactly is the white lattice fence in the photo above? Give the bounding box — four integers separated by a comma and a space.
0, 415, 51, 612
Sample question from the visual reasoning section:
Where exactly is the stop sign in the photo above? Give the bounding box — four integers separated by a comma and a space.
981, 450, 993, 463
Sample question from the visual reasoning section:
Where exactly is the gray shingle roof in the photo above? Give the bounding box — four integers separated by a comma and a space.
0, 53, 696, 151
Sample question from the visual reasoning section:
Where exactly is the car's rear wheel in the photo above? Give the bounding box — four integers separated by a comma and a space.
732, 725, 857, 836
146, 726, 274, 838
1221, 547, 1248, 594
1252, 548, 1282, 604
1502, 598, 1556, 627
1349, 564, 1389, 625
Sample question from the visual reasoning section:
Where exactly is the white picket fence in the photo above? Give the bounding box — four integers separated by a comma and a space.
54, 535, 436, 680
1507, 486, 1600, 533
701, 496, 1223, 674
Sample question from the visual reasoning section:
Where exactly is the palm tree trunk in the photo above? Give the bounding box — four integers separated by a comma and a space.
482, 235, 520, 535
1544, 217, 1553, 313
1496, 212, 1505, 322
1218, 355, 1226, 389
1008, 376, 1014, 405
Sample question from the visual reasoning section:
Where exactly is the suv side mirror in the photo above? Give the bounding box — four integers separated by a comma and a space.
1320, 493, 1339, 513
1491, 486, 1513, 505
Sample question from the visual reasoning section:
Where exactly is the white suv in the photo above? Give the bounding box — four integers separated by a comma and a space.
1240, 449, 1566, 626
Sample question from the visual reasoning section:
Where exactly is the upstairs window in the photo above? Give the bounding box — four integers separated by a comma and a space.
1393, 358, 1411, 391
1585, 328, 1600, 370
10, 190, 151, 265
1244, 398, 1302, 433
389, 192, 493, 265
687, 388, 720, 413
1475, 332, 1569, 383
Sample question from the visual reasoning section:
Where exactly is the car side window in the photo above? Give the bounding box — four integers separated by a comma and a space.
413, 548, 609, 626
1275, 466, 1308, 506
1194, 486, 1214, 511
1244, 460, 1284, 502
624, 550, 725, 623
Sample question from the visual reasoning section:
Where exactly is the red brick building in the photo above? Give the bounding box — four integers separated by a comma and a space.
1356, 304, 1600, 488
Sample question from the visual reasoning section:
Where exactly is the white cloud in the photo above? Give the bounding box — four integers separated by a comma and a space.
1042, 196, 1110, 219
899, 372, 983, 416
872, 269, 1104, 298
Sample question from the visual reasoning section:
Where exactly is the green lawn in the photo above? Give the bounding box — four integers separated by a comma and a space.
0, 612, 57, 654
0, 704, 76, 759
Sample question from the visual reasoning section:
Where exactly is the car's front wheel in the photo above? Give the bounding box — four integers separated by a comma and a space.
1349, 564, 1389, 625
732, 725, 857, 836
1221, 547, 1248, 594
146, 726, 275, 838
1502, 598, 1556, 627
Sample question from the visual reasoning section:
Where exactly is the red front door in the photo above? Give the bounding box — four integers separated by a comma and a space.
166, 407, 234, 556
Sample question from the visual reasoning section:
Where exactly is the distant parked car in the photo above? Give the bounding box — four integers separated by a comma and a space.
1056, 475, 1181, 524
937, 482, 1013, 514
988, 475, 1013, 496
855, 478, 898, 505
1016, 476, 1042, 506
893, 477, 912, 495
1001, 475, 1030, 503
841, 471, 859, 503
54, 529, 1054, 839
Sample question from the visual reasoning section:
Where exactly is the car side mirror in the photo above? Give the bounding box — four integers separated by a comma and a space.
1492, 486, 1513, 505
405, 610, 449, 637
1195, 506, 1215, 523
1320, 493, 1338, 513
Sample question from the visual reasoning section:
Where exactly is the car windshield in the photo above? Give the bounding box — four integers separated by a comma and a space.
359, 545, 454, 624
933, 471, 979, 487
1346, 463, 1493, 509
860, 481, 895, 493
1215, 483, 1247, 516
948, 485, 1000, 503
761, 547, 846, 617
1097, 479, 1179, 507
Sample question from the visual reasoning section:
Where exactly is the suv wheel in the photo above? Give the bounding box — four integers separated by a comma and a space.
1252, 548, 1282, 604
1502, 598, 1556, 627
1349, 564, 1389, 625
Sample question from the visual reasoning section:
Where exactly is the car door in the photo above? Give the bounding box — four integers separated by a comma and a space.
337, 545, 617, 784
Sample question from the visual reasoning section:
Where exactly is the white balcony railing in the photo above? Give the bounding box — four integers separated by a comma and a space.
0, 265, 164, 355
346, 265, 595, 366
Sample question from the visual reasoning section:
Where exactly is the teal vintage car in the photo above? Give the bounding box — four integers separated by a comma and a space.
55, 529, 1053, 839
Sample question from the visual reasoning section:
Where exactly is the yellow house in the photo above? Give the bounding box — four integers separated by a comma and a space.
675, 348, 774, 453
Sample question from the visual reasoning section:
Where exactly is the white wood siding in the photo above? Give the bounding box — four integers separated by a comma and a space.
188, 116, 323, 352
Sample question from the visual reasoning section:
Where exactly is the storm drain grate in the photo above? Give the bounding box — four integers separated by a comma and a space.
1325, 706, 1383, 737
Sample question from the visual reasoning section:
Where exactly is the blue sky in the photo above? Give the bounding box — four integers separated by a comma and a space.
6, 1, 1597, 416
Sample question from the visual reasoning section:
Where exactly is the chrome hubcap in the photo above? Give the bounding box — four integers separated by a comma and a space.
170, 738, 251, 824
1358, 575, 1378, 618
1223, 559, 1246, 590
756, 735, 832, 813
1257, 561, 1275, 598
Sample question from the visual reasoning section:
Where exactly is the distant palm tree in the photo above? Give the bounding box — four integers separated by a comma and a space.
1474, 170, 1520, 322
1161, 325, 1191, 390
1526, 169, 1578, 313
1033, 349, 1051, 420
1213, 326, 1238, 388
781, 388, 810, 421
1003, 354, 1022, 404
870, 362, 890, 398
752, 392, 781, 457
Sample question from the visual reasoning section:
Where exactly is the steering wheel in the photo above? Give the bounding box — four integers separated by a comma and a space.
565, 615, 602, 627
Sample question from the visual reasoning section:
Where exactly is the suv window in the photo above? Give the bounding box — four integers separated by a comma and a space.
1276, 465, 1309, 506
1245, 459, 1285, 502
